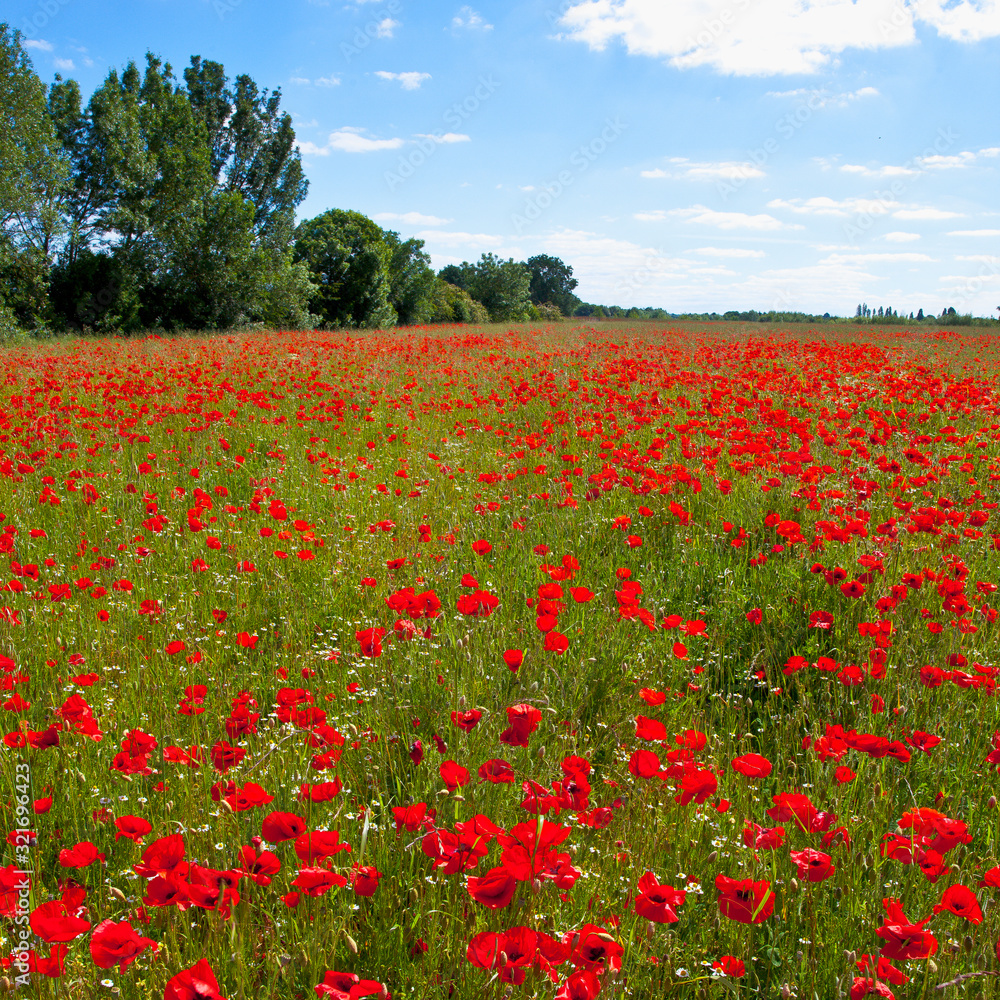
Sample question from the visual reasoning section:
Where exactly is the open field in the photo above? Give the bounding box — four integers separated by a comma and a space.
3, 320, 1000, 998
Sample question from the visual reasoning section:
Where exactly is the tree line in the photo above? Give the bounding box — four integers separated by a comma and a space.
3, 27, 993, 337
0, 28, 592, 336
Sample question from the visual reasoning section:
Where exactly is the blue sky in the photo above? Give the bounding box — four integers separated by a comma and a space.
11, 0, 1000, 316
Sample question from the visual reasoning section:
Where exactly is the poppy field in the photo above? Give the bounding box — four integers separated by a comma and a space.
4, 321, 1000, 999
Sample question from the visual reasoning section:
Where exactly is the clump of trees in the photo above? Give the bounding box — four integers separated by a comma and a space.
0, 25, 588, 335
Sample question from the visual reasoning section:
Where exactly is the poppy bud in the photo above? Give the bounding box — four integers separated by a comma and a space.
989, 796, 997, 809
964, 935, 974, 954
344, 932, 358, 955
458, 695, 466, 708
529, 681, 538, 692
110, 886, 127, 902
537, 745, 546, 759
647, 921, 655, 939
220, 798, 234, 814
844, 951, 855, 965
278, 954, 292, 968
436, 788, 449, 798
928, 959, 938, 973
789, 878, 799, 893
453, 794, 465, 802
706, 851, 717, 864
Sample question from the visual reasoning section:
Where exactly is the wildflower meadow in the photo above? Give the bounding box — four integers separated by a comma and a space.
3, 321, 1000, 1000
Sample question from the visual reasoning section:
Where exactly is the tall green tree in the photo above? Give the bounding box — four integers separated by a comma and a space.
385, 232, 435, 325
525, 253, 579, 315
468, 253, 532, 322
182, 56, 307, 244
0, 24, 67, 327
294, 209, 397, 329
46, 51, 312, 332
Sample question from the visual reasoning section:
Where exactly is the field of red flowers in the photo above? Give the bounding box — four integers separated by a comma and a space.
3, 321, 1000, 999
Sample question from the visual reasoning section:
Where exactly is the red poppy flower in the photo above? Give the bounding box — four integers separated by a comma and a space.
89, 918, 157, 971
467, 866, 517, 909
440, 759, 470, 790
544, 630, 569, 654
294, 830, 350, 863
261, 811, 307, 843
715, 874, 775, 923
291, 868, 348, 897
790, 848, 836, 882
713, 956, 746, 978
58, 841, 105, 868
635, 715, 667, 741
314, 971, 385, 998
30, 900, 92, 943
503, 649, 523, 671
351, 864, 382, 898
471, 539, 492, 555
479, 759, 516, 783
164, 958, 227, 1000
451, 709, 482, 731
499, 703, 542, 747
634, 871, 685, 923
355, 627, 387, 658
933, 884, 982, 924
731, 753, 773, 778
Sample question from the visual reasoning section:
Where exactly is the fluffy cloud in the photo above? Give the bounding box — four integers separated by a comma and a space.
375, 71, 432, 90
452, 6, 493, 31
558, 0, 1000, 76
373, 212, 453, 226
641, 158, 765, 181
299, 128, 406, 155
636, 205, 799, 230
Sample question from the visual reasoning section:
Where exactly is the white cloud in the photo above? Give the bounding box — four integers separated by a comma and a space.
414, 132, 470, 144
688, 247, 767, 258
821, 252, 936, 264
376, 70, 431, 90
840, 163, 918, 179
53, 57, 75, 71
557, 0, 1000, 76
768, 196, 900, 217
316, 75, 341, 87
452, 5, 494, 31
767, 86, 879, 107
299, 127, 406, 155
637, 205, 801, 230
416, 230, 510, 248
22, 39, 53, 51
882, 232, 921, 243
376, 17, 399, 38
892, 207, 963, 220
948, 229, 1000, 236
373, 212, 453, 226
290, 76, 312, 85
642, 157, 765, 181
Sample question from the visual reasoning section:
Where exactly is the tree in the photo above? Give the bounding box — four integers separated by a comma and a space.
525, 254, 579, 315
45, 51, 312, 332
384, 232, 435, 325
438, 262, 475, 291
0, 25, 67, 327
426, 279, 489, 324
181, 56, 307, 244
294, 209, 397, 329
467, 253, 531, 322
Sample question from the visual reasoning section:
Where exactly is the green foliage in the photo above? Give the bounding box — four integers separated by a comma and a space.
526, 253, 579, 315
425, 278, 490, 324
384, 232, 436, 326
467, 252, 532, 322
294, 209, 398, 329
437, 262, 475, 290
